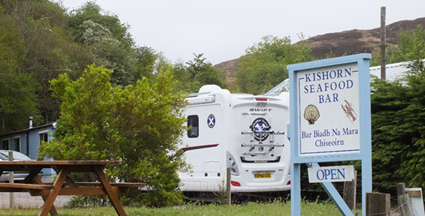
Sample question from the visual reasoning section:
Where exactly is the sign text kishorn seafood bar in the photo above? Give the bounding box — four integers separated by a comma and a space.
298, 64, 360, 155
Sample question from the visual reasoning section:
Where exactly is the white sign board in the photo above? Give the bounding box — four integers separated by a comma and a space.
308, 165, 355, 183
289, 54, 372, 216
298, 63, 360, 156
406, 188, 425, 216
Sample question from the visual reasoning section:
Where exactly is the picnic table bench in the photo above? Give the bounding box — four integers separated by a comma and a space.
0, 160, 145, 216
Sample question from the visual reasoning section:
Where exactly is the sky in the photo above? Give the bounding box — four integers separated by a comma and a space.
56, 0, 425, 65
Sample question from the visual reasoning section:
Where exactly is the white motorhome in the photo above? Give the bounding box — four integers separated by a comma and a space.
178, 85, 291, 194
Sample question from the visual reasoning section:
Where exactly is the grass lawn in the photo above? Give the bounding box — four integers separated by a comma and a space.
0, 200, 344, 216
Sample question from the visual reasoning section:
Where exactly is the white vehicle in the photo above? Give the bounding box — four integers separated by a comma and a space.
178, 85, 291, 194
0, 150, 33, 182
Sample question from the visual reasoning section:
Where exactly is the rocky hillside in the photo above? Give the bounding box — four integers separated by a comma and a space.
307, 17, 425, 59
214, 17, 425, 84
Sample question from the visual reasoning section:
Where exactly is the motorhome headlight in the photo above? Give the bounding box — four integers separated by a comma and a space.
226, 151, 239, 176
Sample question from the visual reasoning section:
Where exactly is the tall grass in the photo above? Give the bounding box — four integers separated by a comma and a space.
0, 200, 342, 216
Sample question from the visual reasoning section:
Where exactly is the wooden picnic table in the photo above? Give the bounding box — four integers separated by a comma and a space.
0, 160, 144, 216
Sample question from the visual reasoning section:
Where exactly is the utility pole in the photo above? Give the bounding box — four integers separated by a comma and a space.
9, 151, 15, 209
380, 6, 387, 80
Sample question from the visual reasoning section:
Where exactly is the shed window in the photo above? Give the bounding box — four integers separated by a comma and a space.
13, 137, 20, 151
2, 140, 9, 150
187, 115, 199, 138
39, 133, 48, 144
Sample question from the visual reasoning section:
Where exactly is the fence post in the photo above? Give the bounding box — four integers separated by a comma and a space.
343, 170, 357, 210
226, 167, 231, 205
366, 193, 390, 216
397, 183, 414, 216
8, 151, 15, 209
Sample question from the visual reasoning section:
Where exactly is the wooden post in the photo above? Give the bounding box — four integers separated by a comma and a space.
226, 167, 231, 205
380, 6, 387, 80
397, 183, 414, 216
343, 170, 357, 210
366, 193, 390, 216
8, 151, 14, 209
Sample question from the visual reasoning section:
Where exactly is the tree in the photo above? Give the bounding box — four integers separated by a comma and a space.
68, 1, 137, 86
236, 35, 313, 94
79, 19, 137, 86
186, 53, 208, 81
184, 53, 227, 93
67, 1, 133, 47
371, 24, 425, 73
370, 24, 425, 189
38, 65, 188, 207
0, 0, 93, 124
167, 61, 190, 93
0, 3, 40, 133
371, 72, 425, 188
370, 78, 410, 187
134, 46, 158, 81
392, 24, 425, 73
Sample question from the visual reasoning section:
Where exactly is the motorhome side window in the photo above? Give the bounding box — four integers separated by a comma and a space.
187, 115, 199, 138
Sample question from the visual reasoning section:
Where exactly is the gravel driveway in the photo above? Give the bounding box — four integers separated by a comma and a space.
0, 193, 73, 208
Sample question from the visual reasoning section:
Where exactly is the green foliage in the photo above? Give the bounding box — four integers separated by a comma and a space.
371, 78, 410, 186
67, 1, 133, 47
134, 46, 158, 81
184, 53, 227, 92
371, 70, 425, 188
0, 69, 39, 134
186, 53, 209, 80
0, 0, 172, 132
0, 3, 40, 133
370, 24, 425, 188
167, 61, 191, 93
167, 53, 227, 94
236, 35, 313, 94
213, 181, 228, 205
38, 65, 188, 207
67, 1, 138, 86
0, 0, 93, 124
394, 24, 425, 73
77, 19, 136, 86
371, 24, 425, 72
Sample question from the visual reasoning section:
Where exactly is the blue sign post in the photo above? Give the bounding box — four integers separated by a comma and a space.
288, 54, 372, 216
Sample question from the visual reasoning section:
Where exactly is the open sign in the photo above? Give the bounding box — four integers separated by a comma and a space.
308, 165, 355, 183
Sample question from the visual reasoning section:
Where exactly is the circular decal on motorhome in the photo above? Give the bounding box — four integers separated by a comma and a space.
207, 114, 215, 128
250, 118, 270, 141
